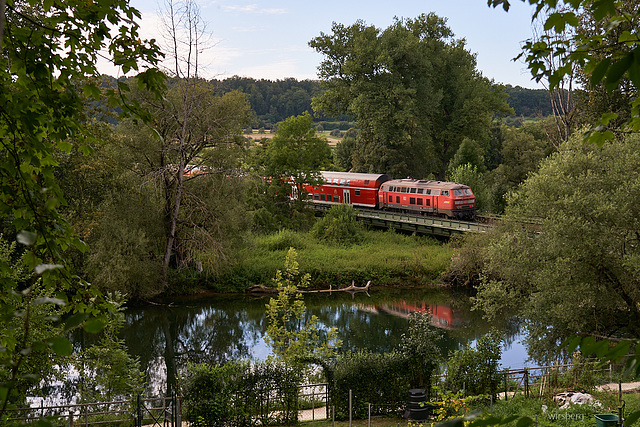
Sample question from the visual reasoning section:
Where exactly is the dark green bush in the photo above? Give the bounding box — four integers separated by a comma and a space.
443, 330, 503, 397
324, 350, 410, 420
310, 204, 365, 246
182, 359, 302, 427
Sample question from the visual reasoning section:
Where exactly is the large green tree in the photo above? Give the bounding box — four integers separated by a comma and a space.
0, 0, 162, 417
309, 13, 512, 179
472, 134, 640, 362
116, 81, 252, 291
248, 112, 332, 231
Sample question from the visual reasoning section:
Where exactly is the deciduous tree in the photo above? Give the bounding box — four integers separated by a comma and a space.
310, 14, 512, 179
473, 133, 640, 362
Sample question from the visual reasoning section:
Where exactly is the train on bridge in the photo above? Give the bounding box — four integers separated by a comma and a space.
297, 171, 476, 220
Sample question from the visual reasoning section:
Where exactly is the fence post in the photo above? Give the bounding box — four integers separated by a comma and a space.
312, 388, 315, 427
504, 371, 508, 401
368, 403, 371, 427
68, 410, 73, 427
349, 390, 352, 427
524, 369, 529, 398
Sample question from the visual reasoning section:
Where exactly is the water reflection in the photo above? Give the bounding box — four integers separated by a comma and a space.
118, 288, 525, 397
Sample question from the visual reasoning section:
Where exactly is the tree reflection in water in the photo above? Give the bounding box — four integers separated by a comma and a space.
118, 288, 524, 397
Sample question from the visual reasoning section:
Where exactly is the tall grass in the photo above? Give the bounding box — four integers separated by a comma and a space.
215, 229, 453, 291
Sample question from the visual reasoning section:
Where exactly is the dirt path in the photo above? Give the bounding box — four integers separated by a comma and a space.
596, 382, 640, 392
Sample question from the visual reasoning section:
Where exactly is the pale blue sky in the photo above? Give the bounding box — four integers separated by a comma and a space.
124, 0, 544, 89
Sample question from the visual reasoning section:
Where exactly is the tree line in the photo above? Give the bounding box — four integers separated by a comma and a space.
213, 77, 554, 129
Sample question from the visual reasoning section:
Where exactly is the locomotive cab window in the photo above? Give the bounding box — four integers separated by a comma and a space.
320, 194, 326, 201
354, 189, 361, 196
417, 198, 423, 205
464, 189, 473, 195
410, 188, 417, 194
339, 179, 346, 185
346, 180, 351, 186
417, 189, 424, 194
314, 194, 319, 200
410, 197, 416, 205
333, 195, 340, 202
441, 190, 450, 197
454, 190, 463, 197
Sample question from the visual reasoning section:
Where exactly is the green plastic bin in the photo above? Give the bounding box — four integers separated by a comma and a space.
595, 414, 618, 427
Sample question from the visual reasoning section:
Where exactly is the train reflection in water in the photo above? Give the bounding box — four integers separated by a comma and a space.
359, 300, 470, 330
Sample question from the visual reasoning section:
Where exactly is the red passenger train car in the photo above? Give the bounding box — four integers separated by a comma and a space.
299, 171, 476, 219
301, 171, 390, 208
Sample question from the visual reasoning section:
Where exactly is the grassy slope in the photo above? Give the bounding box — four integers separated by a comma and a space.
215, 229, 454, 291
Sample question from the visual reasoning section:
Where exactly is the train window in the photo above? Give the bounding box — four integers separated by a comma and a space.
355, 189, 361, 196
410, 188, 417, 194
388, 196, 392, 202
417, 188, 424, 194
410, 197, 416, 205
364, 180, 370, 185
340, 179, 346, 185
314, 194, 319, 200
417, 198, 423, 205
396, 196, 400, 203
464, 189, 473, 195
426, 199, 430, 206
346, 180, 351, 186
333, 195, 340, 202
425, 189, 431, 195
454, 189, 463, 197
401, 187, 407, 193
320, 194, 326, 201
442, 190, 450, 197
308, 193, 313, 199
432, 190, 440, 196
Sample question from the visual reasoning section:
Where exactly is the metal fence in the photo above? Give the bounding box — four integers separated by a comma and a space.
4, 394, 180, 426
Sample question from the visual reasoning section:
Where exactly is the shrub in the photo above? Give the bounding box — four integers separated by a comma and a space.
443, 330, 503, 397
310, 204, 365, 246
323, 350, 410, 420
182, 359, 301, 427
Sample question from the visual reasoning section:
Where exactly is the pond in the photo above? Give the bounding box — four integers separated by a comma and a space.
112, 287, 528, 397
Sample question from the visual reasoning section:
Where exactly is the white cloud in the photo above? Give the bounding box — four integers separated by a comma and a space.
221, 4, 287, 15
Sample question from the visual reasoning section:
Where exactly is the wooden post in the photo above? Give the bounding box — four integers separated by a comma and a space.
504, 371, 508, 401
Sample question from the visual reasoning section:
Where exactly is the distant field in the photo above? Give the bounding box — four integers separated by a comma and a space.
247, 130, 342, 146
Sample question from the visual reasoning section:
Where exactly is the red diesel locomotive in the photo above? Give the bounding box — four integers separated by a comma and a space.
301, 171, 476, 220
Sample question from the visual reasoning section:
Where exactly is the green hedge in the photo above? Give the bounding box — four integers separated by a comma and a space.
182, 360, 301, 427
323, 350, 411, 420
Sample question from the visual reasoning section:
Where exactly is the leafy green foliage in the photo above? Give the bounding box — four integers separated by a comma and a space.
310, 204, 365, 246
400, 312, 443, 394
443, 331, 503, 397
310, 13, 512, 179
247, 112, 332, 232
488, 0, 640, 143
0, 0, 163, 418
323, 350, 410, 420
265, 248, 341, 364
73, 304, 145, 404
182, 359, 301, 427
472, 133, 640, 362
